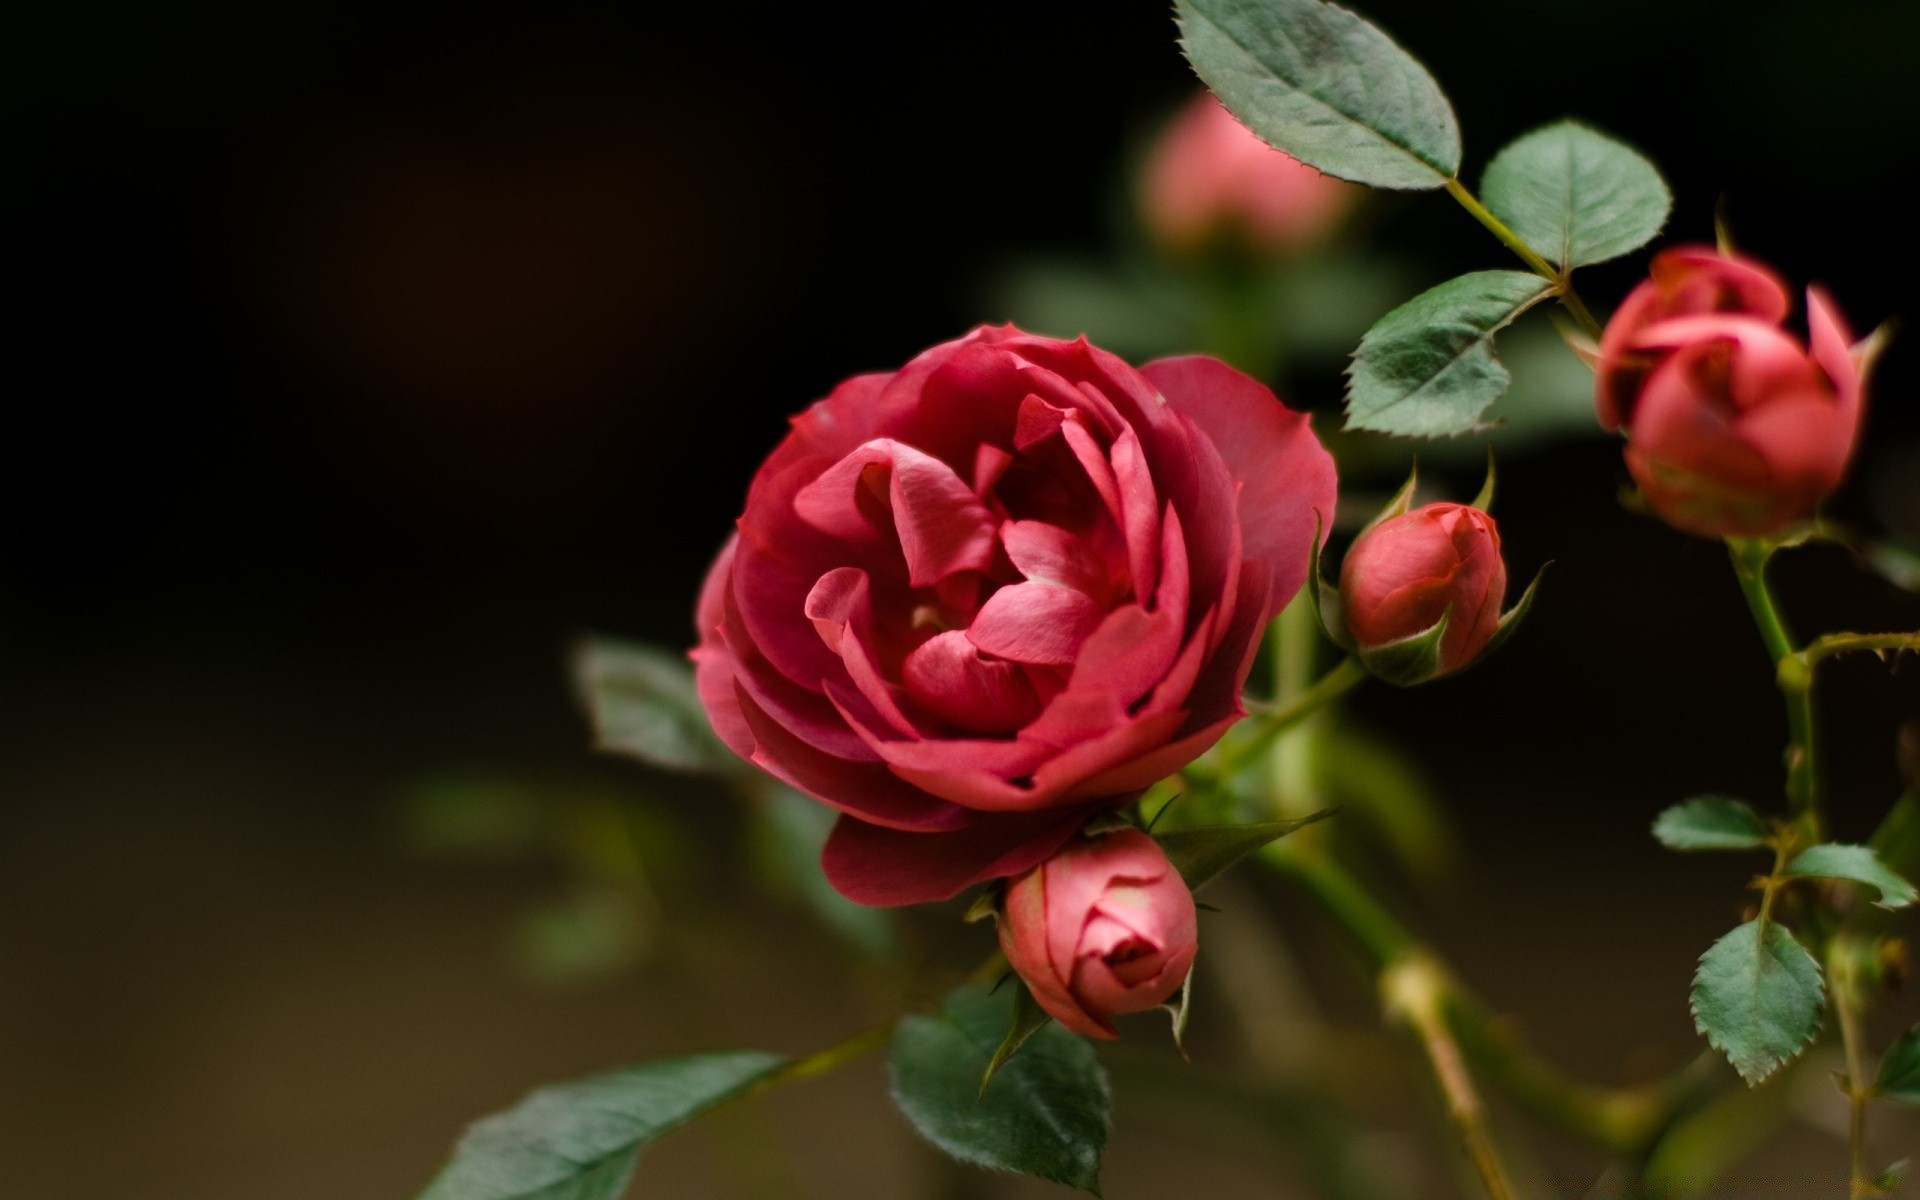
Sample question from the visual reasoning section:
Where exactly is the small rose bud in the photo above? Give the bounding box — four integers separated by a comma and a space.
1139, 92, 1357, 260
1595, 246, 1866, 538
997, 828, 1197, 1039
1339, 502, 1508, 683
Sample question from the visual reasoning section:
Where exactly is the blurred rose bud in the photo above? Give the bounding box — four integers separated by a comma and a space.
998, 828, 1197, 1039
1139, 92, 1357, 259
1339, 502, 1509, 684
1595, 246, 1866, 538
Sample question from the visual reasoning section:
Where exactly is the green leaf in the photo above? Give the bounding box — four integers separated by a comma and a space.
417, 1051, 785, 1200
1345, 271, 1555, 438
1652, 796, 1769, 852
889, 984, 1110, 1195
1785, 843, 1919, 910
982, 981, 1056, 1092
1479, 120, 1672, 267
573, 637, 736, 775
1175, 0, 1460, 190
1690, 920, 1826, 1085
1877, 1023, 1920, 1104
1156, 811, 1335, 892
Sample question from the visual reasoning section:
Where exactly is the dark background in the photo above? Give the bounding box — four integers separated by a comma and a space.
5, 2, 1919, 1197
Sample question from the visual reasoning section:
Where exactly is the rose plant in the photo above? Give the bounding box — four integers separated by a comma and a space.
410, 1, 1920, 1197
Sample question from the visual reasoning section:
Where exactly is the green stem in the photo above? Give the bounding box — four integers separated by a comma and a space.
1214, 657, 1368, 783
752, 1021, 895, 1095
1382, 955, 1518, 1200
1267, 848, 1696, 1158
1728, 539, 1822, 836
1441, 177, 1603, 340
1826, 936, 1874, 1199
1798, 630, 1920, 670
1269, 593, 1326, 819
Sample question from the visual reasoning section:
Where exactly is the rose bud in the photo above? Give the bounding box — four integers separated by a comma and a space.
693, 327, 1337, 906
1337, 501, 1516, 685
1139, 91, 1357, 260
1595, 246, 1867, 538
997, 828, 1198, 1039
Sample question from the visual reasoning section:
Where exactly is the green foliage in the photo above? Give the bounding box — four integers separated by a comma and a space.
1345, 271, 1554, 437
573, 636, 737, 775
1652, 796, 1769, 852
416, 1052, 785, 1200
1175, 0, 1460, 190
1690, 920, 1826, 1085
1479, 120, 1671, 267
401, 776, 546, 859
1315, 721, 1458, 882
1156, 811, 1335, 892
754, 785, 895, 955
1784, 843, 1919, 910
889, 984, 1110, 1195
1878, 1023, 1920, 1103
509, 890, 648, 985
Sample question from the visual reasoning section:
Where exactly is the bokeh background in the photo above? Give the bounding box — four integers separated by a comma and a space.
6, 1, 1920, 1197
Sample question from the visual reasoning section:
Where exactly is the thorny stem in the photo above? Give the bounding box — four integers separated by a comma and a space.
1268, 848, 1694, 1159
1382, 956, 1518, 1200
1826, 937, 1875, 1199
1798, 630, 1920, 671
1442, 177, 1604, 340
1728, 538, 1823, 838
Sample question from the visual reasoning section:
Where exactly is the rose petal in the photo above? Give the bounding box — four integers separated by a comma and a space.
820, 807, 1097, 907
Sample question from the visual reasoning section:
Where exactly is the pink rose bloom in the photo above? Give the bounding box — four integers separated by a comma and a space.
693, 326, 1336, 906
1595, 246, 1865, 538
1340, 502, 1505, 678
997, 828, 1198, 1039
1140, 92, 1357, 258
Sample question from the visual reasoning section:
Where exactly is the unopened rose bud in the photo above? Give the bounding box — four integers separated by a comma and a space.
1339, 502, 1508, 684
1595, 246, 1866, 538
1139, 92, 1357, 260
997, 828, 1197, 1039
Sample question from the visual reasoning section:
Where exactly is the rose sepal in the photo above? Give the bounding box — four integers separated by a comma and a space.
1356, 608, 1453, 687
1477, 562, 1546, 663
1305, 512, 1354, 652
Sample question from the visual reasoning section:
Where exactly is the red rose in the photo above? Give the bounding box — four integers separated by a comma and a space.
1595, 246, 1864, 538
1339, 502, 1506, 681
997, 828, 1198, 1039
693, 327, 1336, 905
1139, 92, 1357, 259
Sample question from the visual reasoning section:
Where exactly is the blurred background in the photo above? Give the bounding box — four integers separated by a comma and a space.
5, 0, 1920, 1196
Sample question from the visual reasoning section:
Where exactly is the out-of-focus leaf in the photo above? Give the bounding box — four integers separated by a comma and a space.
1157, 812, 1334, 892
400, 776, 545, 859
1785, 843, 1918, 910
573, 636, 737, 775
1315, 721, 1457, 881
510, 889, 648, 986
416, 1051, 785, 1200
1652, 796, 1769, 852
1878, 1023, 1920, 1103
889, 984, 1109, 1195
1176, 0, 1460, 189
1480, 120, 1670, 267
754, 785, 894, 957
1640, 1052, 1808, 1197
1345, 271, 1555, 438
1690, 919, 1825, 1085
